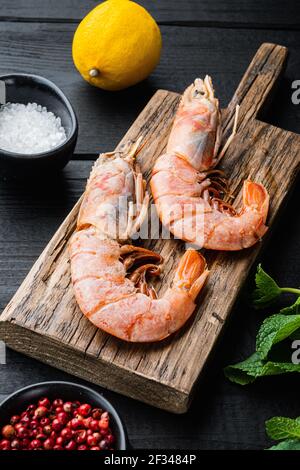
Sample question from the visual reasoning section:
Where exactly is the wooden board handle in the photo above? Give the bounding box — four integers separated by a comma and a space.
223, 43, 288, 135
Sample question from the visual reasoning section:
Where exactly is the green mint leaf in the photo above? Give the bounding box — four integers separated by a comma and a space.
224, 352, 300, 385
268, 439, 300, 450
253, 265, 282, 308
266, 417, 300, 440
224, 353, 277, 385
256, 314, 300, 360
281, 296, 300, 315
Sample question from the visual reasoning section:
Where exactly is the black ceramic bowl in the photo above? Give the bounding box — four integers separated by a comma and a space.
0, 381, 127, 450
0, 74, 78, 177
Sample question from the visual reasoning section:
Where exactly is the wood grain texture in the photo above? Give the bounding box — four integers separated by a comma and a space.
1, 0, 299, 27
0, 22, 300, 154
0, 161, 89, 310
0, 44, 300, 413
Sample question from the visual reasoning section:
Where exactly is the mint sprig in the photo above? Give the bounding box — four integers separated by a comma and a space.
224, 314, 300, 384
225, 265, 300, 384
224, 264, 300, 450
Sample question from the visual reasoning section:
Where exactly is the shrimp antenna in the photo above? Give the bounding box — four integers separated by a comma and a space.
123, 135, 150, 162
218, 104, 240, 159
103, 135, 147, 162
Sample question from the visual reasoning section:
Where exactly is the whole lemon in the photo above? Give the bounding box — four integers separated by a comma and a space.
72, 0, 162, 91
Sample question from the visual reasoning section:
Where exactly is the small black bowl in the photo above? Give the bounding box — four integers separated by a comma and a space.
0, 381, 127, 449
0, 74, 78, 177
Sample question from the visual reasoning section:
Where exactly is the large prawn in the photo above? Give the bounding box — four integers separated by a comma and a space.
150, 76, 270, 250
69, 139, 209, 342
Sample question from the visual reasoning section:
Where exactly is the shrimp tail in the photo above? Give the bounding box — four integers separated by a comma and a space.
243, 180, 269, 225
173, 249, 209, 301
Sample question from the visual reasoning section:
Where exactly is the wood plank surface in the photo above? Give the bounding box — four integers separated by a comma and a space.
0, 22, 300, 154
1, 0, 300, 27
1, 44, 299, 413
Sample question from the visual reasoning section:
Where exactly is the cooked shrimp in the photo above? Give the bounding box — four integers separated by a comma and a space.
151, 76, 269, 250
69, 139, 209, 342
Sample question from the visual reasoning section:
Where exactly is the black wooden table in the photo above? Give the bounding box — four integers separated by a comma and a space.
1, 0, 300, 450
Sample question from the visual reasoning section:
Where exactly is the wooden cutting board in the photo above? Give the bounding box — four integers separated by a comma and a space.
1, 43, 299, 413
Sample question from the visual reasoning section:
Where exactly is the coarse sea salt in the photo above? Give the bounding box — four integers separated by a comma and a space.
0, 102, 67, 154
